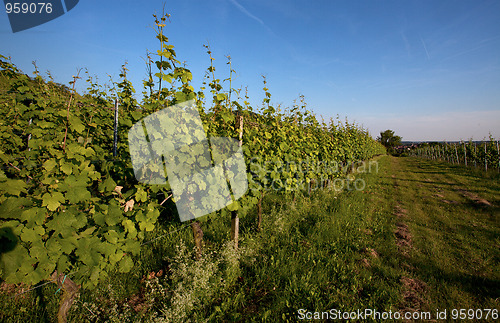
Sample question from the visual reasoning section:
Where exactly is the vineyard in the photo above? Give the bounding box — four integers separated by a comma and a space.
410, 140, 500, 172
0, 11, 385, 321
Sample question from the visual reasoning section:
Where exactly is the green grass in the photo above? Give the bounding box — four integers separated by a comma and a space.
390, 157, 500, 312
1, 156, 499, 322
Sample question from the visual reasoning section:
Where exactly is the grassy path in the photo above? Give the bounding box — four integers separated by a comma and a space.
387, 156, 499, 315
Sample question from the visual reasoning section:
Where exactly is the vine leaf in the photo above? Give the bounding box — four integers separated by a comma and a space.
0, 197, 30, 219
42, 192, 65, 211
135, 187, 148, 202
109, 249, 124, 265
20, 226, 44, 243
118, 255, 134, 273
43, 159, 57, 172
60, 162, 73, 175
122, 219, 137, 238
69, 115, 85, 133
20, 207, 46, 226
0, 179, 27, 196
227, 201, 239, 211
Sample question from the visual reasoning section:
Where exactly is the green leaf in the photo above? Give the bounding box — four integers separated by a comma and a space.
76, 238, 102, 266
42, 191, 65, 211
79, 161, 100, 180
84, 147, 95, 157
0, 197, 31, 219
122, 219, 137, 239
123, 239, 141, 255
45, 211, 81, 238
66, 143, 86, 161
104, 230, 119, 244
135, 187, 147, 203
20, 226, 44, 243
20, 207, 46, 226
60, 174, 87, 188
26, 267, 46, 285
109, 249, 124, 265
57, 255, 70, 272
227, 201, 239, 211
99, 177, 116, 193
46, 238, 63, 258
157, 49, 172, 59
60, 239, 75, 254
139, 221, 155, 232
93, 211, 106, 227
60, 162, 73, 175
118, 255, 134, 273
43, 159, 57, 172
131, 110, 142, 121
76, 226, 96, 239
30, 240, 48, 261
0, 244, 29, 279
64, 206, 88, 230
59, 174, 90, 204
0, 179, 27, 196
69, 115, 85, 133
175, 91, 187, 102
65, 186, 91, 204
98, 242, 117, 258
105, 202, 122, 226
135, 210, 146, 223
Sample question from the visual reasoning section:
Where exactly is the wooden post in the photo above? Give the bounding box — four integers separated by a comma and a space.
51, 271, 79, 323
188, 190, 203, 258
474, 143, 477, 168
27, 118, 32, 151
230, 116, 244, 249
257, 192, 263, 231
497, 141, 500, 172
484, 142, 488, 171
191, 221, 204, 259
462, 143, 465, 164
113, 99, 119, 157
230, 211, 239, 248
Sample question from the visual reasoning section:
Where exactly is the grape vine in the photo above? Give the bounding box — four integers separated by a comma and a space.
0, 9, 385, 301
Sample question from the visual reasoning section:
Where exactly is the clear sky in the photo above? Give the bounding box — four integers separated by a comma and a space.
1, 0, 499, 141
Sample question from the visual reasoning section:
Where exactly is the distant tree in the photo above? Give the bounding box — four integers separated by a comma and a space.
377, 129, 402, 154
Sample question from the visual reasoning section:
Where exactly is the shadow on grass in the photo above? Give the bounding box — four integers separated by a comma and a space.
409, 257, 500, 301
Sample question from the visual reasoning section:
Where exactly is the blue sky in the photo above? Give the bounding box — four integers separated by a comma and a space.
1, 0, 499, 141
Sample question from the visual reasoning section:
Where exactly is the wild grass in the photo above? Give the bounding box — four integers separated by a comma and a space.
2, 155, 499, 321
391, 157, 500, 312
